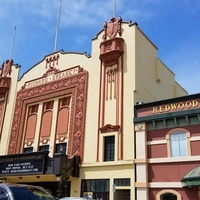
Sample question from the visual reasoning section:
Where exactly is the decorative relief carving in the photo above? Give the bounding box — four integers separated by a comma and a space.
135, 123, 145, 131
0, 96, 5, 104
103, 16, 123, 41
57, 135, 66, 143
27, 141, 33, 146
98, 22, 124, 160
137, 124, 143, 130
0, 95, 5, 139
0, 76, 11, 94
99, 38, 124, 67
41, 138, 49, 145
99, 124, 120, 133
105, 43, 112, 52
0, 59, 13, 77
25, 140, 34, 147
23, 65, 82, 89
106, 67, 117, 100
45, 54, 59, 69
8, 71, 88, 161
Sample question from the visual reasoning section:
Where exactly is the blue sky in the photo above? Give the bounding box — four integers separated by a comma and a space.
0, 0, 200, 94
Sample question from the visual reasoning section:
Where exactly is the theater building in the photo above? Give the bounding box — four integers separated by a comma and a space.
0, 17, 187, 199
134, 93, 200, 200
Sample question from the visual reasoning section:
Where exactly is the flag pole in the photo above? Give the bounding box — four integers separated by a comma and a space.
9, 26, 17, 59
113, 0, 116, 18
54, 0, 62, 52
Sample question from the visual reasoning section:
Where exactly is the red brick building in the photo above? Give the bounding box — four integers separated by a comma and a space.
134, 94, 200, 200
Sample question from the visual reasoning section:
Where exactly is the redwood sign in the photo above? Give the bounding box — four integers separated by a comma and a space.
152, 100, 199, 114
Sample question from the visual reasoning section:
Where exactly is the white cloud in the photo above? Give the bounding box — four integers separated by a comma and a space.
60, 0, 113, 28
0, 0, 199, 96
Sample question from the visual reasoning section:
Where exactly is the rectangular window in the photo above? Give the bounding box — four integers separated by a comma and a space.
104, 136, 115, 161
39, 145, 49, 151
114, 178, 130, 186
55, 143, 67, 154
59, 96, 71, 108
23, 147, 33, 153
28, 104, 38, 115
43, 101, 54, 112
81, 179, 109, 200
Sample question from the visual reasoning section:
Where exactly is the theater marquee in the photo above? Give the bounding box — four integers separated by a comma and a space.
0, 151, 48, 176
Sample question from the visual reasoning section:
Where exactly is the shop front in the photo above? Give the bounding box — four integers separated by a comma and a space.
0, 151, 79, 197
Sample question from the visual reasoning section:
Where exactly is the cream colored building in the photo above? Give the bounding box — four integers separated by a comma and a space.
0, 18, 187, 199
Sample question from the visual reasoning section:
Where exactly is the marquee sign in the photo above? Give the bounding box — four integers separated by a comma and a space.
0, 151, 48, 176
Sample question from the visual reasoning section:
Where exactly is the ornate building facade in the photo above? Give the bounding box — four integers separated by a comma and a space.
134, 94, 200, 200
0, 17, 187, 199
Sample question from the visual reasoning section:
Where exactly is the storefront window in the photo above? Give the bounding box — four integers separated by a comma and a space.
81, 179, 109, 200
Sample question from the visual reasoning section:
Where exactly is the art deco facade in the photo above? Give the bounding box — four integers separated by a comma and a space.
0, 17, 187, 199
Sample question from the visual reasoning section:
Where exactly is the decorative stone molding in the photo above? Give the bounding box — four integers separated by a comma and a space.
166, 127, 191, 157
0, 77, 11, 94
0, 59, 13, 77
99, 38, 124, 67
135, 123, 146, 131
102, 16, 123, 41
8, 69, 88, 161
45, 54, 59, 69
99, 124, 120, 133
156, 189, 181, 200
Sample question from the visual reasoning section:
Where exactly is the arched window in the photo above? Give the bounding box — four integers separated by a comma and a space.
166, 128, 191, 157
170, 132, 187, 157
160, 193, 177, 200
156, 189, 181, 200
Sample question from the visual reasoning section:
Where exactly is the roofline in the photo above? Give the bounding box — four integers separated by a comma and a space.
134, 93, 200, 110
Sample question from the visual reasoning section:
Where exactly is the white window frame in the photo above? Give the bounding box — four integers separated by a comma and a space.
166, 128, 191, 157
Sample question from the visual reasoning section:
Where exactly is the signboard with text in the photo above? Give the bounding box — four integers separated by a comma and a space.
136, 99, 200, 118
0, 151, 49, 176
